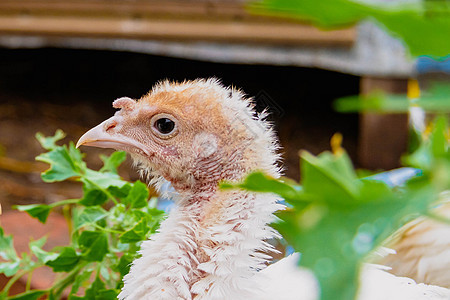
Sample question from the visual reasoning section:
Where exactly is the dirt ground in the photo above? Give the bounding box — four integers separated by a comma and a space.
0, 47, 360, 213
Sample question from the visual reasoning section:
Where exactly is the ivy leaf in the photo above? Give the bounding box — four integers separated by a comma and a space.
146, 209, 166, 234
70, 268, 93, 295
29, 236, 58, 263
78, 231, 108, 262
301, 151, 360, 203
100, 151, 127, 174
46, 247, 80, 272
114, 253, 134, 277
82, 169, 127, 190
79, 189, 108, 206
36, 130, 66, 150
220, 172, 301, 201
15, 204, 51, 224
0, 229, 21, 276
74, 207, 108, 230
0, 227, 18, 261
36, 143, 85, 182
85, 275, 106, 299
0, 261, 21, 277
120, 219, 149, 243
96, 289, 119, 300
108, 184, 132, 200
8, 290, 47, 300
123, 181, 149, 208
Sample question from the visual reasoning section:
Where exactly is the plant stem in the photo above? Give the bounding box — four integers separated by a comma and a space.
26, 269, 33, 291
3, 270, 28, 295
2, 261, 44, 295
51, 261, 88, 299
49, 199, 79, 208
62, 204, 73, 236
92, 223, 123, 234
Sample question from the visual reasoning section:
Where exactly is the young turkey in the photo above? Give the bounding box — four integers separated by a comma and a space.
77, 79, 450, 300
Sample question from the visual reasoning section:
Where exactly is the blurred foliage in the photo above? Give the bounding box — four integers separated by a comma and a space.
222, 117, 450, 300
335, 83, 450, 113
250, 0, 450, 57
0, 131, 165, 300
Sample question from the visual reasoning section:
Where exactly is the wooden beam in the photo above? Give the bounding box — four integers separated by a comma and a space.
0, 0, 247, 20
358, 77, 409, 170
0, 15, 355, 46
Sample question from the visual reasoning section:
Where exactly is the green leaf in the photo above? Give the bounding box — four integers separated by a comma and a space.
335, 84, 450, 114
96, 289, 119, 300
68, 296, 84, 300
114, 253, 134, 277
220, 172, 301, 201
78, 231, 108, 262
119, 219, 149, 243
146, 209, 166, 234
79, 189, 108, 206
70, 268, 93, 295
301, 151, 360, 204
15, 204, 51, 224
0, 227, 18, 261
74, 207, 108, 230
46, 247, 80, 272
100, 151, 127, 174
29, 236, 46, 249
429, 117, 447, 158
36, 130, 66, 150
36, 143, 85, 182
83, 169, 127, 190
9, 290, 47, 300
123, 181, 149, 208
0, 261, 21, 277
108, 184, 132, 200
334, 93, 409, 113
85, 275, 105, 299
29, 236, 58, 263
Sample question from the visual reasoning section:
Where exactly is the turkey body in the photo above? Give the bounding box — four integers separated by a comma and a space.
77, 79, 450, 300
378, 201, 450, 289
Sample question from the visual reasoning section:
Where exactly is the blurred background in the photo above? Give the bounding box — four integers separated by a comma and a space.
0, 0, 449, 294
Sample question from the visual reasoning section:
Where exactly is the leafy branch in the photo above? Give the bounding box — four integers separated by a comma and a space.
0, 130, 165, 299
222, 117, 450, 300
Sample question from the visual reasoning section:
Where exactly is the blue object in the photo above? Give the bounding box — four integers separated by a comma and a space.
416, 56, 450, 74
156, 181, 176, 212
364, 167, 422, 188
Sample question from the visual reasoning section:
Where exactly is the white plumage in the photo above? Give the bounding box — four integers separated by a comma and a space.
77, 79, 450, 300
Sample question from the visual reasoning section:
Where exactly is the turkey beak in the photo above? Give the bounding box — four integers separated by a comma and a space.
77, 116, 150, 156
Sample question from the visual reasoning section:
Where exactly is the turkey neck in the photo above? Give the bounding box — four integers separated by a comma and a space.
120, 175, 281, 300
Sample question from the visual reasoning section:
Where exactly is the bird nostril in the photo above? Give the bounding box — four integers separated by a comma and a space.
106, 122, 117, 132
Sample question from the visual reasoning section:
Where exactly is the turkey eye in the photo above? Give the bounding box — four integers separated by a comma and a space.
154, 118, 175, 134
150, 113, 178, 139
